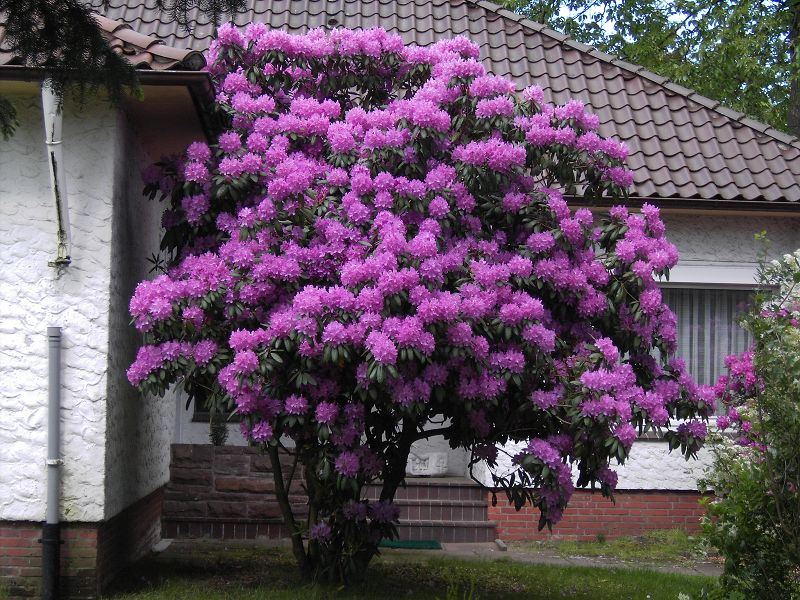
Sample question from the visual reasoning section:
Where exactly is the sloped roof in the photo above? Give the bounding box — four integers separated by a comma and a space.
86, 0, 800, 205
0, 13, 205, 71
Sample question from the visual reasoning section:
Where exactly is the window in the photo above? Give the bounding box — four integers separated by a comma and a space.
190, 386, 239, 423
661, 287, 753, 388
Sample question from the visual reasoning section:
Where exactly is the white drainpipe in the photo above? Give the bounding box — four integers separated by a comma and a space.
42, 80, 71, 267
42, 327, 63, 600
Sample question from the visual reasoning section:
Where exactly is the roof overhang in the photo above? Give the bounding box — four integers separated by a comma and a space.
0, 65, 215, 141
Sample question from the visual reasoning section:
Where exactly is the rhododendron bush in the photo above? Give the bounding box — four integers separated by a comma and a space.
128, 23, 714, 581
701, 248, 800, 599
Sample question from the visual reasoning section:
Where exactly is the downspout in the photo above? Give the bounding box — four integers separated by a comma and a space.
42, 81, 71, 268
42, 327, 63, 600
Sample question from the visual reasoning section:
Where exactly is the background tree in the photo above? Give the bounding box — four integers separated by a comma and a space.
0, 0, 245, 139
503, 0, 800, 135
128, 24, 714, 583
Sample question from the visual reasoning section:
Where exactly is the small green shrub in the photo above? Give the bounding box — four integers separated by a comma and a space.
208, 411, 229, 446
701, 245, 800, 599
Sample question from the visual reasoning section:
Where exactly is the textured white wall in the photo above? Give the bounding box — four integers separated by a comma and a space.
664, 213, 800, 285
0, 90, 184, 522
102, 113, 177, 520
475, 440, 713, 490
0, 92, 117, 522
409, 416, 469, 477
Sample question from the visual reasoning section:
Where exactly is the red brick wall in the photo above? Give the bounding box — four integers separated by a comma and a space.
0, 524, 100, 598
0, 487, 164, 599
96, 487, 164, 590
489, 489, 709, 541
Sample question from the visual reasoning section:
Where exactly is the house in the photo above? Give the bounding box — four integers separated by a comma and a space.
2, 0, 800, 596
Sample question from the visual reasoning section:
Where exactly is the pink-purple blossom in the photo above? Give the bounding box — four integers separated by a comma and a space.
128, 25, 712, 538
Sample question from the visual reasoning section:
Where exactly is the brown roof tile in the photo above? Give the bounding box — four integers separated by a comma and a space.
75, 0, 800, 204
0, 13, 205, 71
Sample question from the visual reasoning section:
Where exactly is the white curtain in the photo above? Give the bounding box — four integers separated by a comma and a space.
661, 288, 752, 387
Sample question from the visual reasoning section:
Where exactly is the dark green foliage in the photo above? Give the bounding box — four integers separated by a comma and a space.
209, 411, 229, 446
0, 96, 16, 139
504, 0, 800, 134
153, 0, 246, 29
0, 0, 138, 137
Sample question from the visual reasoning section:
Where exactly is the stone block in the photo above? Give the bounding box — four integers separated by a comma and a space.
172, 445, 212, 468
192, 445, 215, 461
213, 446, 250, 455
170, 468, 212, 487
214, 454, 250, 475
214, 477, 273, 494
164, 484, 212, 501
203, 491, 252, 502
172, 445, 193, 460
250, 455, 273, 473
163, 500, 207, 518
247, 503, 282, 520
207, 501, 249, 519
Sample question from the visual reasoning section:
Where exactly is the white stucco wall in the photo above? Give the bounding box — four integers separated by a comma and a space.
0, 89, 181, 522
102, 113, 177, 519
409, 417, 469, 477
663, 213, 800, 285
0, 92, 118, 522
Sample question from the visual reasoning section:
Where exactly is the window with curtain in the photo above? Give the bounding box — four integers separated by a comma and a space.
661, 288, 753, 389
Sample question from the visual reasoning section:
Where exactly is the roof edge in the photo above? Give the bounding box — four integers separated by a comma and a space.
468, 0, 800, 151
0, 63, 210, 85
570, 194, 800, 214
0, 64, 217, 141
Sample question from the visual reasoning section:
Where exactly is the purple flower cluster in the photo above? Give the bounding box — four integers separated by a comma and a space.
129, 24, 713, 534
452, 139, 526, 171
127, 340, 218, 386
368, 500, 400, 524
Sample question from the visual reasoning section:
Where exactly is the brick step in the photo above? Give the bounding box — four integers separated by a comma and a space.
392, 498, 488, 522
163, 516, 497, 544
395, 519, 497, 543
365, 478, 486, 502
164, 501, 488, 527
162, 516, 290, 540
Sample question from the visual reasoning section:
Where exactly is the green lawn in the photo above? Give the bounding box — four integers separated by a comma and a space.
105, 542, 717, 600
516, 529, 714, 566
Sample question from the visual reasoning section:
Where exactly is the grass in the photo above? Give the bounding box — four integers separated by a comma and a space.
105, 541, 717, 600
518, 529, 713, 566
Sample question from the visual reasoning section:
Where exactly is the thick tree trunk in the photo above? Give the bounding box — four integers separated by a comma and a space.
268, 446, 309, 576
358, 417, 419, 567
379, 417, 417, 501
270, 418, 420, 583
